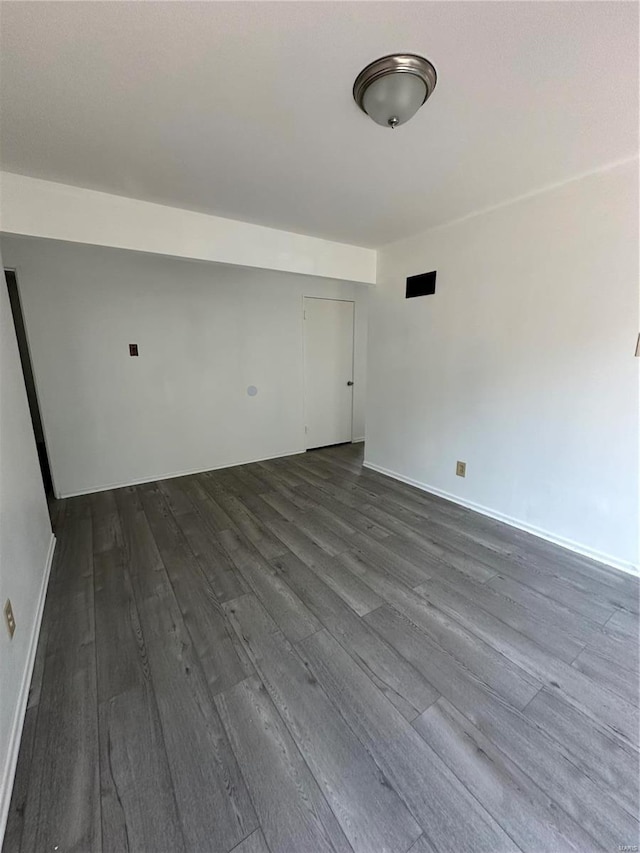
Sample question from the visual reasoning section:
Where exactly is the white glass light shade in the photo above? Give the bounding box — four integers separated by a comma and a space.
361, 72, 427, 128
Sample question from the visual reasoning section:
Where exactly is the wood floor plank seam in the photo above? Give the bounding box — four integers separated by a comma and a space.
108, 496, 204, 852
228, 828, 272, 853
223, 592, 423, 853
91, 512, 105, 853
215, 673, 356, 853
136, 483, 256, 692
92, 540, 188, 851
365, 604, 639, 846
411, 580, 639, 751
116, 486, 260, 851
409, 696, 612, 853
270, 550, 440, 721
361, 498, 619, 623
295, 627, 523, 853
149, 476, 341, 852
517, 685, 545, 713
213, 679, 272, 853
334, 550, 545, 710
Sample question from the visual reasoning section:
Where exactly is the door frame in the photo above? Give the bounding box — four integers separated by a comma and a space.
4, 266, 57, 499
302, 296, 356, 449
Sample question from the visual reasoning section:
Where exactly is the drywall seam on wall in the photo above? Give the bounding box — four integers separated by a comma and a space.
58, 450, 306, 499
0, 172, 376, 284
364, 462, 638, 577
0, 534, 55, 843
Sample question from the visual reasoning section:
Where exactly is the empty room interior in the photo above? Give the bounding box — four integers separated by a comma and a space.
1, 2, 639, 852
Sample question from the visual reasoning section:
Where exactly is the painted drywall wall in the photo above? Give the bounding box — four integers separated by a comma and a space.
366, 160, 639, 571
0, 257, 53, 840
0, 236, 368, 498
0, 173, 377, 285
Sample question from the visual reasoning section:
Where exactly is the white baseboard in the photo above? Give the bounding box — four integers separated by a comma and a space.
362, 461, 639, 578
0, 533, 56, 844
58, 449, 308, 499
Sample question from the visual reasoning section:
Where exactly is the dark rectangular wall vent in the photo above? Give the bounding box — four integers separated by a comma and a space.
406, 270, 436, 298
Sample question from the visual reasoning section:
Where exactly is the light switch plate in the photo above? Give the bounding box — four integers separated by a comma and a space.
456, 461, 466, 478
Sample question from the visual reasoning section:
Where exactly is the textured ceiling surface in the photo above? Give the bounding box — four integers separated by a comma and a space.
1, 1, 637, 246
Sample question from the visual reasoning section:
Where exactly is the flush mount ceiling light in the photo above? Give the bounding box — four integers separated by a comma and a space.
353, 53, 437, 129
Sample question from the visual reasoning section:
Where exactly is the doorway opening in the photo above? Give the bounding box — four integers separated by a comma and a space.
5, 269, 54, 500
303, 297, 355, 450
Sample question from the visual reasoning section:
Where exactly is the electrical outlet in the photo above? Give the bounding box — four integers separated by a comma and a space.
456, 461, 466, 478
4, 599, 16, 639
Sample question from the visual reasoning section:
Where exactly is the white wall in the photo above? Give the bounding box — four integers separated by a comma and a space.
0, 256, 54, 839
0, 173, 377, 285
366, 160, 639, 571
0, 236, 368, 498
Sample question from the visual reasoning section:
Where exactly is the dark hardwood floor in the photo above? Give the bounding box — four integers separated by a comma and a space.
4, 443, 639, 853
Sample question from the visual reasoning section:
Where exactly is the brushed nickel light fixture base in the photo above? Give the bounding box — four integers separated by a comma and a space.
353, 53, 437, 129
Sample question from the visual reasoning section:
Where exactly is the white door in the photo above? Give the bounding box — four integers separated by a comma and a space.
303, 297, 354, 449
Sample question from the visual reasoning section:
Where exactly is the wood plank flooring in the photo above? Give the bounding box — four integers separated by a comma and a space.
4, 443, 639, 853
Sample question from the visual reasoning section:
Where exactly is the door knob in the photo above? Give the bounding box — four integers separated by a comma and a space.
347, 381, 354, 386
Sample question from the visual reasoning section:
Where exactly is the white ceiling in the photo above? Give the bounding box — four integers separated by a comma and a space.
1, 1, 637, 248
